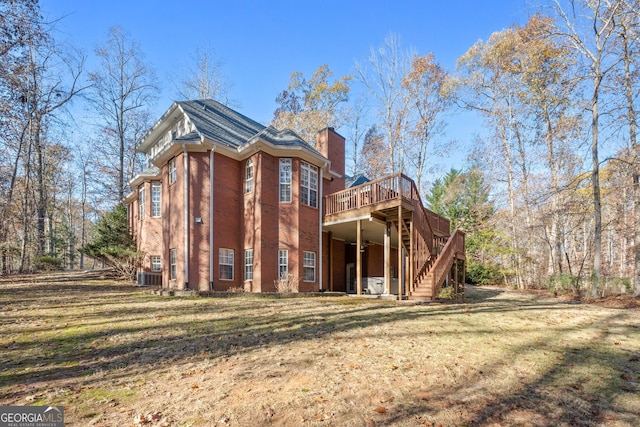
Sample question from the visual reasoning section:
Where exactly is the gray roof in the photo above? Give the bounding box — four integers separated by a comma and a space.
250, 126, 323, 156
176, 99, 325, 160
345, 174, 370, 188
177, 99, 266, 149
139, 165, 161, 177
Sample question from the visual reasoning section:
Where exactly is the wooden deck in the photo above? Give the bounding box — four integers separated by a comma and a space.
323, 173, 465, 300
324, 174, 450, 236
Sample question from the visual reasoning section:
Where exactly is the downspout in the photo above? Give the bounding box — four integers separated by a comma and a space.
209, 149, 214, 290
183, 148, 189, 289
318, 168, 323, 290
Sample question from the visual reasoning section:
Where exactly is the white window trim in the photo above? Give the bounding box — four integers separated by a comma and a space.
303, 251, 316, 282
245, 159, 254, 193
151, 255, 162, 272
139, 187, 145, 220
169, 249, 177, 280
279, 158, 292, 203
219, 248, 234, 281
151, 182, 161, 217
168, 158, 177, 184
244, 249, 253, 281
301, 162, 318, 208
278, 249, 288, 279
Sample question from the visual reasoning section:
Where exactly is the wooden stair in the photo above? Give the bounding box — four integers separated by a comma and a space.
392, 207, 464, 301
323, 173, 464, 301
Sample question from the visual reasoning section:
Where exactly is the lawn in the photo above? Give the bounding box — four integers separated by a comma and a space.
0, 272, 639, 426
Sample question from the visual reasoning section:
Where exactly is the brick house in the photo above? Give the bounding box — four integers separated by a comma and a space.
126, 99, 465, 299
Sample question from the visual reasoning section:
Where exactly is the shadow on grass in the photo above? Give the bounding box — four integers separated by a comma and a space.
378, 309, 640, 426
1, 273, 638, 425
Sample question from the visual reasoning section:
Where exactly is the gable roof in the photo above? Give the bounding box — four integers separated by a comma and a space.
138, 99, 330, 172
176, 99, 265, 149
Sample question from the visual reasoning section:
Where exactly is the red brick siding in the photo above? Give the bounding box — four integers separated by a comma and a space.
256, 152, 280, 292
188, 152, 212, 290
322, 232, 330, 290
165, 153, 185, 288
131, 182, 163, 274
243, 155, 258, 291
317, 128, 345, 197
366, 244, 398, 278
331, 238, 346, 291
212, 153, 242, 291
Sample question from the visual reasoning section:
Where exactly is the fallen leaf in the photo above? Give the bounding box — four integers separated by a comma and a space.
375, 406, 387, 414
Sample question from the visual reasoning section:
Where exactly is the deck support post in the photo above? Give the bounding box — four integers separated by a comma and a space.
462, 258, 466, 302
384, 221, 391, 295
398, 205, 403, 300
454, 259, 459, 300
356, 219, 362, 296
410, 217, 414, 295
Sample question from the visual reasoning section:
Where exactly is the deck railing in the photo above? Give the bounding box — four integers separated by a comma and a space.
430, 230, 465, 296
324, 174, 401, 215
324, 173, 459, 297
324, 173, 449, 236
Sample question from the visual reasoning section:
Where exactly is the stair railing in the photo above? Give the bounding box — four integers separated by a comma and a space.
430, 230, 465, 296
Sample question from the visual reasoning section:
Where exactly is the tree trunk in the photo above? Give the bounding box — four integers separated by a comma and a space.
622, 26, 640, 296
591, 73, 603, 290
635, 172, 640, 296
35, 125, 47, 257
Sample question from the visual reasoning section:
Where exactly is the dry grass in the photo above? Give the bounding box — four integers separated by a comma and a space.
0, 272, 639, 426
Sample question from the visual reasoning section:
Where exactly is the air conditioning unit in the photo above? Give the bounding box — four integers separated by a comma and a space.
137, 272, 162, 287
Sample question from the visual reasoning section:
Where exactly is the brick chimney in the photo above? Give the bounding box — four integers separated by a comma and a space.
316, 127, 345, 196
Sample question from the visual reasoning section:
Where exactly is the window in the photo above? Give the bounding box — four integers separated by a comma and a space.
139, 187, 145, 220
168, 158, 177, 184
279, 158, 291, 202
151, 182, 161, 217
303, 251, 316, 282
245, 159, 254, 193
244, 249, 253, 280
278, 249, 288, 279
169, 249, 177, 280
219, 248, 234, 280
151, 255, 162, 272
301, 162, 318, 208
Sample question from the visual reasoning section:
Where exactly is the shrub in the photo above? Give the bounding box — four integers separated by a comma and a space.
35, 255, 63, 271
437, 285, 456, 299
466, 261, 503, 286
548, 273, 581, 295
586, 276, 632, 298
274, 273, 299, 293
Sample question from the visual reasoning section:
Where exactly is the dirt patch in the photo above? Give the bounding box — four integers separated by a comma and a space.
1, 273, 639, 426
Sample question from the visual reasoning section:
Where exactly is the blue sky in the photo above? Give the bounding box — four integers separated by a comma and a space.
42, 0, 532, 168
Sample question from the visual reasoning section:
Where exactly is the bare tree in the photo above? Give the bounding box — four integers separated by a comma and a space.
552, 0, 621, 287
402, 53, 450, 192
272, 64, 351, 147
344, 95, 370, 177
612, 0, 640, 295
89, 26, 158, 203
355, 33, 414, 174
0, 0, 44, 273
22, 39, 87, 258
171, 44, 234, 104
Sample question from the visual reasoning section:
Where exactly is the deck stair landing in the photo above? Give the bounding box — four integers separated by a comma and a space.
324, 173, 465, 300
